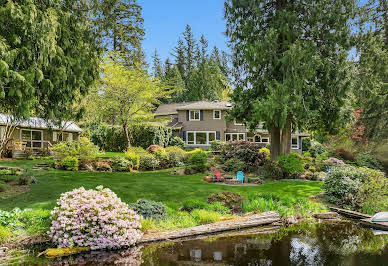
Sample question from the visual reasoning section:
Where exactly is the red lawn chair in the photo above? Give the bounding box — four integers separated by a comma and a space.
213, 170, 225, 182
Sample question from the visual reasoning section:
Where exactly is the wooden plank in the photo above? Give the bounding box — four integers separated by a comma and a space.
329, 207, 372, 219
360, 218, 388, 231
139, 211, 280, 244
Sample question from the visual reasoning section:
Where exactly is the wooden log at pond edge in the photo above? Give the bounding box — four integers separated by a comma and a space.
329, 207, 372, 219
139, 211, 280, 244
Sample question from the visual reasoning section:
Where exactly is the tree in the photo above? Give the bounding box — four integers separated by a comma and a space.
92, 0, 145, 67
96, 54, 172, 148
224, 0, 356, 159
152, 49, 163, 78
0, 0, 101, 120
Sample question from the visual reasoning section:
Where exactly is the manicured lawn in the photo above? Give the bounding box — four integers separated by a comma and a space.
98, 152, 125, 158
0, 160, 323, 211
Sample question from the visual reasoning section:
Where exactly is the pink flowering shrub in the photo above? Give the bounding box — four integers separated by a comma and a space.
48, 186, 142, 250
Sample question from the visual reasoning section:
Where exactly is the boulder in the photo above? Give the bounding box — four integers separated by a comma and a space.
286, 215, 298, 225
313, 212, 340, 220
0, 247, 8, 257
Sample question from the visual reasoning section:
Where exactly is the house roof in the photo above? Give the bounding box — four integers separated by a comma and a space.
175, 101, 232, 111
154, 102, 195, 116
0, 114, 82, 132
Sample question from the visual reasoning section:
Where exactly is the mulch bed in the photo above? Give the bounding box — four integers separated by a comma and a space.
0, 184, 30, 200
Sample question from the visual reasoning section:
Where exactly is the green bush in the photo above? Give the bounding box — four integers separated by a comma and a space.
324, 166, 385, 210
154, 148, 169, 161
139, 154, 160, 170
60, 156, 79, 171
19, 209, 51, 234
0, 225, 11, 243
129, 199, 168, 220
124, 151, 140, 169
170, 136, 186, 149
181, 199, 209, 212
223, 158, 245, 173
191, 209, 220, 224
189, 149, 208, 172
111, 156, 132, 172
308, 140, 327, 157
18, 175, 31, 185
207, 192, 246, 213
51, 137, 100, 160
262, 160, 283, 179
130, 124, 173, 149
207, 202, 231, 215
210, 140, 224, 151
355, 152, 383, 171
126, 147, 148, 156
357, 174, 388, 214
276, 153, 304, 178
302, 138, 311, 152
166, 146, 187, 167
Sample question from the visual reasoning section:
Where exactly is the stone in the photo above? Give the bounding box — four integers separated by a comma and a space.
0, 247, 8, 257
313, 212, 340, 220
286, 215, 298, 225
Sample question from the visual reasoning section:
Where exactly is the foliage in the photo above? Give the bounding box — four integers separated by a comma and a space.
222, 158, 245, 173
170, 136, 186, 149
210, 140, 225, 152
358, 175, 388, 214
324, 166, 385, 210
139, 154, 160, 170
131, 124, 173, 149
188, 149, 208, 172
165, 146, 186, 167
146, 145, 163, 154
262, 160, 283, 179
181, 199, 208, 212
335, 148, 355, 161
60, 156, 79, 171
0, 225, 10, 242
51, 137, 100, 160
124, 152, 140, 170
308, 141, 327, 158
111, 156, 132, 172
48, 186, 142, 249
128, 199, 168, 220
191, 209, 220, 224
0, 0, 100, 120
207, 192, 246, 213
17, 175, 31, 185
325, 157, 345, 167
276, 153, 304, 177
355, 152, 383, 171
259, 147, 271, 160
302, 138, 312, 152
94, 161, 111, 172
221, 141, 266, 172
127, 147, 148, 156
154, 148, 169, 161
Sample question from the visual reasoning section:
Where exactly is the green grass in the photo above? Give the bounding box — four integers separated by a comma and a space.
0, 159, 323, 211
99, 152, 125, 158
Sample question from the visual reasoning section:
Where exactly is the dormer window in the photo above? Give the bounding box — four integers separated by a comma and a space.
213, 110, 221, 120
189, 110, 200, 121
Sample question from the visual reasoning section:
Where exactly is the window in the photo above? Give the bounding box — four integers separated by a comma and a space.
234, 119, 244, 126
254, 135, 261, 143
213, 110, 221, 120
21, 129, 42, 149
225, 133, 245, 141
189, 110, 200, 121
291, 137, 298, 149
186, 131, 216, 145
0, 127, 5, 140
261, 137, 269, 143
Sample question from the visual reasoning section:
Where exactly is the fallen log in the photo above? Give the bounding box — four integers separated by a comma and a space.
139, 211, 280, 244
359, 218, 388, 231
38, 247, 90, 258
329, 207, 372, 219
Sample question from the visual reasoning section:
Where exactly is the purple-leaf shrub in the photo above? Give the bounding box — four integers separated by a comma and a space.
48, 186, 142, 250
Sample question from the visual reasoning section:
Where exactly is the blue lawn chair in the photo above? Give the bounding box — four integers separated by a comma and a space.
236, 171, 244, 184
326, 166, 332, 173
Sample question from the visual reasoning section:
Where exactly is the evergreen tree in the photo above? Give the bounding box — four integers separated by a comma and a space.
225, 0, 356, 159
152, 49, 163, 78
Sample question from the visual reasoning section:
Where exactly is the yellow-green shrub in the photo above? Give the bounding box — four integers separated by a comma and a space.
124, 151, 140, 169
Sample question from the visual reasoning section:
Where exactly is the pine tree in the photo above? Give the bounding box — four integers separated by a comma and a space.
225, 0, 356, 159
152, 49, 163, 78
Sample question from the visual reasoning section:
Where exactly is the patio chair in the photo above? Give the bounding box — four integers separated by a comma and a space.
236, 171, 244, 184
213, 169, 225, 182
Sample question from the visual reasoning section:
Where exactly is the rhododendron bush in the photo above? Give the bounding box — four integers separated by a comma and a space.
48, 186, 142, 250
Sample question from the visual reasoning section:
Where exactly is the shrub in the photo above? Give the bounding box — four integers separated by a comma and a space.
302, 138, 311, 152
207, 192, 246, 213
111, 156, 132, 172
311, 171, 327, 181
262, 160, 283, 179
276, 153, 304, 178
355, 152, 383, 171
181, 199, 209, 212
209, 140, 224, 152
0, 183, 9, 192
126, 147, 148, 156
221, 141, 266, 172
316, 151, 329, 162
60, 156, 79, 171
154, 148, 169, 168
324, 166, 385, 209
325, 157, 345, 166
51, 137, 100, 160
170, 136, 186, 149
18, 175, 31, 185
125, 152, 140, 169
19, 209, 51, 234
146, 145, 163, 154
190, 209, 220, 224
48, 186, 142, 250
139, 154, 160, 170
0, 225, 11, 242
130, 124, 173, 149
188, 149, 208, 172
128, 199, 168, 220
222, 158, 245, 173
259, 147, 270, 160
335, 148, 355, 161
308, 140, 326, 157
166, 146, 187, 167
358, 175, 388, 214
208, 202, 231, 215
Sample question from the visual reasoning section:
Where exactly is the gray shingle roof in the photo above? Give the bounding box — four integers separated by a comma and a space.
0, 114, 82, 132
155, 101, 232, 115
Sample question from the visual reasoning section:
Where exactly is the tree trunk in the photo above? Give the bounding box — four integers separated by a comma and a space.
123, 123, 131, 149
281, 114, 292, 155
270, 126, 281, 160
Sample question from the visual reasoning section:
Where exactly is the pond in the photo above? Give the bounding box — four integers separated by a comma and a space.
4, 221, 388, 265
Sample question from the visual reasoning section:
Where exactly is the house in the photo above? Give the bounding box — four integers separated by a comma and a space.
155, 101, 309, 153
0, 114, 81, 157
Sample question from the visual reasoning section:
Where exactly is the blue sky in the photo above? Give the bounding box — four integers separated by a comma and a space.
139, 0, 228, 66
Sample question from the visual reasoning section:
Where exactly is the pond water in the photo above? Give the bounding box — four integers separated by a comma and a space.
4, 221, 388, 266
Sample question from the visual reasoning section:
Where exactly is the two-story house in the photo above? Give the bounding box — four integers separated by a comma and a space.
155, 101, 308, 153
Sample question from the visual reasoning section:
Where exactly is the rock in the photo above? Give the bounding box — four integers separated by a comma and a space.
0, 247, 8, 257
286, 215, 298, 225
313, 212, 340, 220
169, 169, 186, 175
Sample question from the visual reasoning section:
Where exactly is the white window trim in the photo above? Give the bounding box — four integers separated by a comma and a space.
234, 119, 244, 126
20, 129, 43, 149
261, 137, 269, 143
213, 110, 221, 120
225, 133, 245, 141
0, 126, 5, 140
291, 137, 299, 149
53, 131, 57, 142
186, 131, 216, 146
189, 110, 200, 121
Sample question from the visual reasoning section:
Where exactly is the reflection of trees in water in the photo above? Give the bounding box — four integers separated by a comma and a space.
290, 237, 324, 266
48, 246, 143, 266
